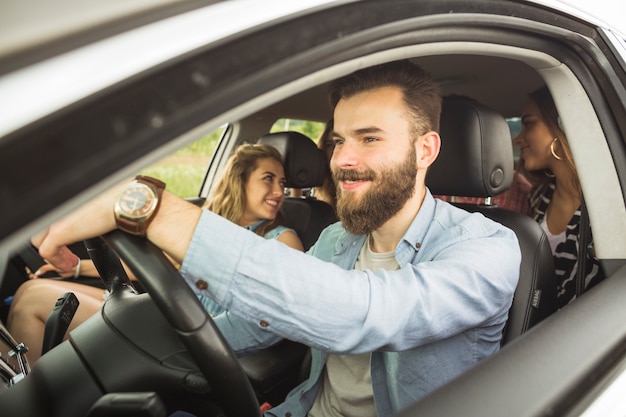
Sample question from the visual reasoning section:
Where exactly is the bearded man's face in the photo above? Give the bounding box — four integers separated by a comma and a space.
335, 147, 416, 235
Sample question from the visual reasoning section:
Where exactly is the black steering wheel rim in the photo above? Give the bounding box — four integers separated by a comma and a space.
99, 230, 261, 417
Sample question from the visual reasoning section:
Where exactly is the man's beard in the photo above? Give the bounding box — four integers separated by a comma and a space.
334, 149, 417, 235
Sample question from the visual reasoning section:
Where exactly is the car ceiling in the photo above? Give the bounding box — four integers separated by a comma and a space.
259, 54, 545, 124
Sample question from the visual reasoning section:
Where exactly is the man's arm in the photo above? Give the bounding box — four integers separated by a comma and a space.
145, 192, 201, 264
34, 181, 201, 271
180, 210, 520, 353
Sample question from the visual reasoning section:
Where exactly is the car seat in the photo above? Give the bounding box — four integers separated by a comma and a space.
238, 131, 336, 405
257, 131, 338, 251
427, 95, 558, 345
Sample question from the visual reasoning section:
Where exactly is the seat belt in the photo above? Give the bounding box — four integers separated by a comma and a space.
576, 197, 590, 298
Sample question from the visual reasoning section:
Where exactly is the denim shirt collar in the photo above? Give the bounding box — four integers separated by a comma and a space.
397, 188, 436, 262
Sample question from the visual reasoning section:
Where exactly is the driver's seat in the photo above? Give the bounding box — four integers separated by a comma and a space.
428, 95, 558, 344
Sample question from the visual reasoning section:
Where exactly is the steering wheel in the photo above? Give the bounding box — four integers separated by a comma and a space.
92, 230, 261, 417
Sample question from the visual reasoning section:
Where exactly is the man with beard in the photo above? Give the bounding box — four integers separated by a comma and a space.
33, 60, 521, 417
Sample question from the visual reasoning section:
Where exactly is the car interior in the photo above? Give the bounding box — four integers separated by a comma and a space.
0, 55, 565, 414
1, 1, 626, 415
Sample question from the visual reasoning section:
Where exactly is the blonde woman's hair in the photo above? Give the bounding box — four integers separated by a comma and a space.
206, 143, 285, 236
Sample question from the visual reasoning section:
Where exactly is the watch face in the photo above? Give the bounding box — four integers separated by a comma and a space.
117, 183, 157, 219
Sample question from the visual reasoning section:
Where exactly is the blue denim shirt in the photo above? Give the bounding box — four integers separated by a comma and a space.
180, 190, 520, 417
198, 222, 292, 317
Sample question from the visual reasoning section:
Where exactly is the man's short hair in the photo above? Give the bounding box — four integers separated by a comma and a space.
328, 60, 442, 137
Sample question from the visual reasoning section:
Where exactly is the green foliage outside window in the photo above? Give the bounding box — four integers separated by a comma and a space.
140, 119, 324, 198
140, 127, 224, 198
270, 119, 325, 143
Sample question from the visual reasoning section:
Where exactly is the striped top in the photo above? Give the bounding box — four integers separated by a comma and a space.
529, 181, 605, 308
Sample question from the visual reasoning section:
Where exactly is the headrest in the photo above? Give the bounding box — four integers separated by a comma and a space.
427, 96, 514, 197
257, 131, 328, 188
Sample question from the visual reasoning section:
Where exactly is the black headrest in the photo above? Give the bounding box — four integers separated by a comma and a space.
427, 96, 514, 197
257, 131, 328, 188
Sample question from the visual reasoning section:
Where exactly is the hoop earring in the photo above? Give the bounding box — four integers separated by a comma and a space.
550, 137, 562, 160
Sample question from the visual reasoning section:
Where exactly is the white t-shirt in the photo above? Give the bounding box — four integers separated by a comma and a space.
540, 216, 566, 254
308, 236, 399, 417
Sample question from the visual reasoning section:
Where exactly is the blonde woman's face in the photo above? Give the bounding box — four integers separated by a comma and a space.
241, 158, 286, 227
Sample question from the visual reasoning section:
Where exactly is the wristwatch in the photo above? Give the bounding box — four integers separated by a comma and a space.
114, 175, 165, 236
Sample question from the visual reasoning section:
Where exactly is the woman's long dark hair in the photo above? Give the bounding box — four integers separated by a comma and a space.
519, 86, 581, 197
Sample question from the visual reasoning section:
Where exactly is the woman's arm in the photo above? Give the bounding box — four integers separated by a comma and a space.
276, 230, 304, 252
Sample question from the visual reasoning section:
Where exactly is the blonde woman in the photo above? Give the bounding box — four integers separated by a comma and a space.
7, 143, 302, 364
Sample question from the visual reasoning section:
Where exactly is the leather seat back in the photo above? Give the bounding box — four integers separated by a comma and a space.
428, 96, 557, 344
258, 131, 337, 251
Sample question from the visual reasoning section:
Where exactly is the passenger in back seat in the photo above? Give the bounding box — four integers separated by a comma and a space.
312, 119, 337, 210
514, 86, 604, 307
289, 119, 337, 210
7, 143, 303, 365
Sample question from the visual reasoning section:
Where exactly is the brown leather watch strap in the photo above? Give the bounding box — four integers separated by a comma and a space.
115, 175, 165, 236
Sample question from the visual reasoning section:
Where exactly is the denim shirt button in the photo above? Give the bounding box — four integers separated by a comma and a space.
195, 280, 208, 290
415, 242, 421, 249
285, 413, 292, 417
259, 320, 270, 328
